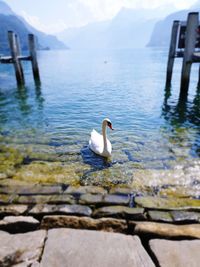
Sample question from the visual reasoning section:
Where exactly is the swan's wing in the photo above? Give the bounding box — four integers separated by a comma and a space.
89, 129, 104, 155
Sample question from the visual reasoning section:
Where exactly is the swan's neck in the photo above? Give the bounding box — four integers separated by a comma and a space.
102, 123, 107, 150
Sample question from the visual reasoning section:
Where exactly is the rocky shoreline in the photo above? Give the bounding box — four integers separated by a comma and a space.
0, 184, 200, 266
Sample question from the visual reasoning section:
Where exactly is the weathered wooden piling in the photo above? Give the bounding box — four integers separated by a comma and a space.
198, 65, 200, 88
165, 20, 179, 87
15, 34, 21, 56
8, 31, 25, 86
180, 12, 199, 94
166, 12, 200, 95
28, 34, 41, 83
0, 31, 41, 86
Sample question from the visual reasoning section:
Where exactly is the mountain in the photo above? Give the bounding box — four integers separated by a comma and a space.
0, 0, 67, 52
0, 14, 30, 52
0, 0, 14, 15
58, 6, 176, 49
106, 8, 158, 49
58, 21, 110, 49
148, 6, 200, 47
58, 8, 156, 49
19, 16, 67, 50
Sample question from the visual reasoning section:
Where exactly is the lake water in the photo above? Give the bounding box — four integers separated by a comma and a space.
0, 48, 200, 197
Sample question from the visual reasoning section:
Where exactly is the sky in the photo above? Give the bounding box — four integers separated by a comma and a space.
3, 0, 198, 34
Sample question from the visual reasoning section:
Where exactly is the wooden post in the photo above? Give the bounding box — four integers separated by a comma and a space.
8, 31, 25, 86
198, 64, 200, 88
28, 34, 41, 84
180, 12, 199, 94
166, 20, 179, 87
15, 34, 21, 56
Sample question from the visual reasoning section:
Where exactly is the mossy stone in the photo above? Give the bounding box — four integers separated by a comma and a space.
13, 161, 90, 185
147, 210, 173, 222
0, 145, 24, 178
135, 196, 200, 210
93, 206, 145, 220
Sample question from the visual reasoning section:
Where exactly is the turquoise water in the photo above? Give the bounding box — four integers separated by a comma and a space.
0, 48, 200, 196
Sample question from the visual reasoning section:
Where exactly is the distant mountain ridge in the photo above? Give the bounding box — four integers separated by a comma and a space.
58, 7, 165, 49
0, 0, 67, 52
148, 4, 200, 47
0, 0, 14, 15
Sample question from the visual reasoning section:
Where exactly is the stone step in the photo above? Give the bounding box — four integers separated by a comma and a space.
41, 215, 127, 233
0, 230, 46, 266
40, 229, 155, 267
150, 239, 200, 267
132, 221, 200, 239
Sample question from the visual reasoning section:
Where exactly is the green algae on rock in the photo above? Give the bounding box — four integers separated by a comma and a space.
135, 196, 200, 210
0, 145, 24, 179
13, 161, 91, 185
80, 162, 134, 188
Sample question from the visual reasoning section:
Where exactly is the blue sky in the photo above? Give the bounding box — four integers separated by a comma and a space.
4, 0, 198, 33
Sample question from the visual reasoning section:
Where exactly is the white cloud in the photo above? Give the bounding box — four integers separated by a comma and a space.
21, 10, 67, 34
18, 0, 197, 33
78, 0, 197, 21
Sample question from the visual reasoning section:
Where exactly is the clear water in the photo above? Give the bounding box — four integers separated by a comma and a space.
0, 48, 200, 197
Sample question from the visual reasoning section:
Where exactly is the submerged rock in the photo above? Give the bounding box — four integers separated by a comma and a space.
131, 160, 200, 198
81, 162, 134, 188
13, 161, 91, 184
0, 145, 24, 179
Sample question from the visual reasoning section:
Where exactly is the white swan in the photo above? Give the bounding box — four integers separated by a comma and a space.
89, 118, 114, 158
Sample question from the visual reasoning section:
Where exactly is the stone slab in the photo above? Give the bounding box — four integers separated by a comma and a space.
78, 194, 103, 205
79, 194, 130, 206
109, 187, 135, 195
0, 185, 62, 195
133, 221, 200, 239
147, 211, 173, 222
65, 186, 107, 195
135, 196, 200, 210
0, 230, 46, 266
0, 205, 28, 216
104, 194, 130, 205
171, 210, 200, 223
16, 194, 75, 204
40, 229, 155, 267
0, 216, 40, 233
93, 205, 145, 220
41, 215, 127, 233
0, 194, 16, 204
150, 239, 200, 267
29, 204, 92, 217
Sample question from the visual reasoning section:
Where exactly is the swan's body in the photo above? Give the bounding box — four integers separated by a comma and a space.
89, 118, 113, 158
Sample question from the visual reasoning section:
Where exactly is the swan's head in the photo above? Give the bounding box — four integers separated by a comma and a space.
103, 118, 114, 130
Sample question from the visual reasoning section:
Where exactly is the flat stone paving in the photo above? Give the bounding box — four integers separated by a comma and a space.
0, 184, 200, 266
41, 229, 155, 267
150, 239, 200, 267
0, 228, 200, 267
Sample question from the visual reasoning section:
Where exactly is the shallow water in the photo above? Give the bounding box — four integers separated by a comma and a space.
0, 48, 200, 197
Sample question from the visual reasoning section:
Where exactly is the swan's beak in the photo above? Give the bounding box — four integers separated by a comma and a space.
108, 124, 114, 130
